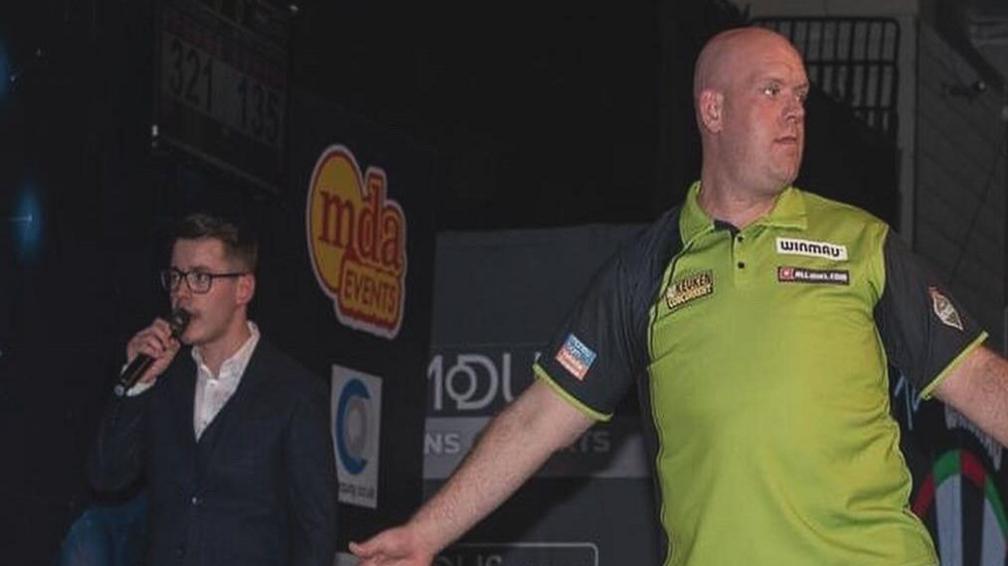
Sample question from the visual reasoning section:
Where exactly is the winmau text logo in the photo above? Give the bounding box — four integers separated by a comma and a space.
306, 145, 407, 339
776, 237, 848, 261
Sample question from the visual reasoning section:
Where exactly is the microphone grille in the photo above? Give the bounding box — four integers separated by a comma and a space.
168, 309, 191, 338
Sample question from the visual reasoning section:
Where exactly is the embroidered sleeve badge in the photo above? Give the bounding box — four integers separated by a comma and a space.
929, 286, 964, 331
555, 334, 597, 380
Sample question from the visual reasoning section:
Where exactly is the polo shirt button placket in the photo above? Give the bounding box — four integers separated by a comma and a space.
733, 232, 748, 284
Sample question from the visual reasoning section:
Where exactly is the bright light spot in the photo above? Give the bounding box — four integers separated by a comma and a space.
12, 183, 42, 261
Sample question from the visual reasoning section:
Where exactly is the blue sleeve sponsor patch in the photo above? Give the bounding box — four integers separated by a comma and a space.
555, 333, 597, 380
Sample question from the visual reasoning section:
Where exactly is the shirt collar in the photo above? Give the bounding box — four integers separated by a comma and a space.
679, 181, 808, 245
191, 321, 260, 380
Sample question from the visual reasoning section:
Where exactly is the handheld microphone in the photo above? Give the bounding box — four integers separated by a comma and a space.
113, 309, 191, 397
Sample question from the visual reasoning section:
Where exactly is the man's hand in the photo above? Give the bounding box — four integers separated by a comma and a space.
348, 380, 594, 566
349, 525, 435, 566
125, 317, 182, 386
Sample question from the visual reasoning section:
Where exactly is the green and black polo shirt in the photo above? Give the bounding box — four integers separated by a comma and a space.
533, 182, 988, 566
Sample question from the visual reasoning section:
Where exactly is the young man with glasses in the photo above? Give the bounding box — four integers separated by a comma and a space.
89, 212, 337, 566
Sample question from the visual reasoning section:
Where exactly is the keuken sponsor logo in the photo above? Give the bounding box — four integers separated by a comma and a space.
665, 270, 714, 311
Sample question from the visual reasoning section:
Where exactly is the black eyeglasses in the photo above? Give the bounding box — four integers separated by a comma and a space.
160, 268, 248, 294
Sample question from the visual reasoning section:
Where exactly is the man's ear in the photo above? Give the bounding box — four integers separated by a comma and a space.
699, 89, 723, 133
236, 273, 256, 306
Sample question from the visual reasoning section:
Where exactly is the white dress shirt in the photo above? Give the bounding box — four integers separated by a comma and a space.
191, 321, 260, 440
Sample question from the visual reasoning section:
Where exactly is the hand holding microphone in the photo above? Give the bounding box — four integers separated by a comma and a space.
114, 309, 191, 396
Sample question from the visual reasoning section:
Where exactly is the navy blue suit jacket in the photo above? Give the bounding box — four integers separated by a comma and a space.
89, 339, 338, 566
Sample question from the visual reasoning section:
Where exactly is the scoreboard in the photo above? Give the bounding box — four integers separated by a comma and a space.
154, 0, 289, 192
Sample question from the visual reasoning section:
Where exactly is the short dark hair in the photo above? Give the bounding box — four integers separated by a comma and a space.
174, 212, 258, 271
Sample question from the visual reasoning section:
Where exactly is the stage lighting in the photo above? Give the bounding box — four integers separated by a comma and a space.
11, 183, 42, 261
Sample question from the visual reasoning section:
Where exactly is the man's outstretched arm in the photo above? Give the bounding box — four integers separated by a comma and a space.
935, 345, 1008, 447
350, 379, 595, 565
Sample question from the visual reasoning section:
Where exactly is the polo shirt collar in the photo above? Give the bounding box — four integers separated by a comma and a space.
679, 181, 808, 245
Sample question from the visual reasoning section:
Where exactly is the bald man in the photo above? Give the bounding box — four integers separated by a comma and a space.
351, 27, 1008, 565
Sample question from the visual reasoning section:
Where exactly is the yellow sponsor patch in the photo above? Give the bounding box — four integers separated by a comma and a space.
665, 270, 714, 311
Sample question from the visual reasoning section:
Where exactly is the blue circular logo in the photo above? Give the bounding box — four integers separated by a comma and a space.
335, 378, 371, 475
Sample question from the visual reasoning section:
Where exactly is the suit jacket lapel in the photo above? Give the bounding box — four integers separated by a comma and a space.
167, 351, 198, 446
196, 340, 271, 462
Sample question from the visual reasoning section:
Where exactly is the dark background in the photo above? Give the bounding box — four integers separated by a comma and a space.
0, 0, 899, 563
